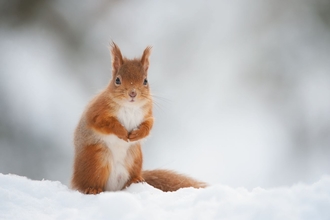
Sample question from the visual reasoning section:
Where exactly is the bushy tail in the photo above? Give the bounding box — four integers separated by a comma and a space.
142, 169, 207, 192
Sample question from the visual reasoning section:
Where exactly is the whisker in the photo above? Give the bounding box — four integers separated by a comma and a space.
150, 94, 173, 103
140, 94, 166, 111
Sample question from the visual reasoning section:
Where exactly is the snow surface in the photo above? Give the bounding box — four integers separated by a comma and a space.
1, 174, 329, 220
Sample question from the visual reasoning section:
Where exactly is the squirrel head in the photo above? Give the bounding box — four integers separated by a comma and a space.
108, 42, 152, 107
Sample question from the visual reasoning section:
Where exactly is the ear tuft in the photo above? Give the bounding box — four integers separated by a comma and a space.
141, 46, 152, 72
110, 41, 124, 75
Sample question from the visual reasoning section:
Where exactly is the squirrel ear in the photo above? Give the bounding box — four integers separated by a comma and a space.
110, 41, 124, 75
141, 46, 152, 72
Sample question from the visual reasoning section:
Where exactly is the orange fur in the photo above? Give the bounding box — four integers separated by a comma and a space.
71, 144, 110, 194
85, 94, 129, 140
142, 170, 207, 192
71, 43, 206, 194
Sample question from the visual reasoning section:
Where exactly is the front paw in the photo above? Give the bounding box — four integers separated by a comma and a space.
116, 127, 129, 142
128, 129, 144, 142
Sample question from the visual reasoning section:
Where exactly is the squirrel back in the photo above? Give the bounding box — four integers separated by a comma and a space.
71, 43, 207, 194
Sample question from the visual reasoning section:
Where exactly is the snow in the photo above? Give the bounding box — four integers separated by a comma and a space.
1, 173, 329, 220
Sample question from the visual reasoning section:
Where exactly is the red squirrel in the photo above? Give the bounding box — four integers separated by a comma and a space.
71, 42, 207, 194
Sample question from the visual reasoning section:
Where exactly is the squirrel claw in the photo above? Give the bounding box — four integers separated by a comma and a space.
84, 187, 103, 195
128, 130, 141, 142
132, 177, 145, 184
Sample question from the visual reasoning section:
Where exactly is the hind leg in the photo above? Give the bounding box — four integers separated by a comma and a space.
71, 144, 110, 194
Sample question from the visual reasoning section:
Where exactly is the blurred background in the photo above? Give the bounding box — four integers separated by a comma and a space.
1, 0, 330, 190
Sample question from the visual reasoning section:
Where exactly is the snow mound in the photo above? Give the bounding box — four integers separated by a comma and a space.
1, 173, 329, 220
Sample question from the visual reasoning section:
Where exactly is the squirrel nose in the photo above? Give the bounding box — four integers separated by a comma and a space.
129, 90, 137, 98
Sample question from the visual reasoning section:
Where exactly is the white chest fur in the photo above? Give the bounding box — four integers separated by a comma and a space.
103, 134, 131, 191
117, 105, 144, 132
103, 105, 145, 191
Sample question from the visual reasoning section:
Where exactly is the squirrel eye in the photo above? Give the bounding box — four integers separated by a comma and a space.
143, 78, 148, 85
115, 77, 121, 85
